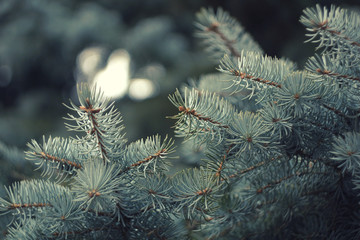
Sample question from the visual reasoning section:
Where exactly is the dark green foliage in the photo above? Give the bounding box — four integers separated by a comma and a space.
0, 84, 184, 239
168, 5, 360, 240
0, 141, 36, 196
1, 4, 360, 240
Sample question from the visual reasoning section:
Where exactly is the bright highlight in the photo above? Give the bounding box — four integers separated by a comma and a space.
128, 78, 156, 101
93, 49, 130, 100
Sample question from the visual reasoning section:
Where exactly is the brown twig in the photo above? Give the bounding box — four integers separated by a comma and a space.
119, 148, 168, 175
80, 98, 107, 163
215, 144, 233, 179
230, 69, 282, 88
36, 151, 82, 169
8, 202, 52, 209
256, 171, 329, 194
225, 156, 281, 181
178, 106, 229, 128
206, 22, 242, 58
314, 20, 360, 47
321, 104, 347, 118
316, 68, 360, 82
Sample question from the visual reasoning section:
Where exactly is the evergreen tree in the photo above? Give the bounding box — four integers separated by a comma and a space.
169, 5, 360, 239
0, 83, 190, 239
1, 4, 360, 240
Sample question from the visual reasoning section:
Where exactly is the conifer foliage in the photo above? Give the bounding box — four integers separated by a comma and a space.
169, 4, 360, 239
1, 4, 360, 240
0, 85, 182, 239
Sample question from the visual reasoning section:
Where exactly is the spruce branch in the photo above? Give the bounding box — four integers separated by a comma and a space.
169, 88, 235, 141
131, 148, 167, 167
320, 103, 360, 120
36, 152, 82, 169
3, 4, 360, 240
0, 180, 75, 223
218, 52, 296, 100
225, 155, 281, 181
331, 132, 360, 175
195, 8, 262, 59
227, 111, 273, 157
1, 84, 186, 239
315, 68, 360, 83
179, 5, 360, 239
274, 71, 318, 117
172, 168, 223, 218
200, 140, 236, 182
81, 97, 108, 162
203, 195, 251, 240
120, 135, 175, 176
306, 19, 360, 47
4, 220, 40, 240
71, 160, 124, 216
64, 83, 126, 163
205, 21, 241, 58
299, 117, 339, 135
214, 144, 233, 179
178, 106, 229, 129
301, 5, 360, 49
306, 54, 360, 86
259, 103, 293, 139
25, 136, 83, 182
321, 103, 348, 118
132, 174, 173, 212
301, 4, 360, 67
255, 170, 330, 194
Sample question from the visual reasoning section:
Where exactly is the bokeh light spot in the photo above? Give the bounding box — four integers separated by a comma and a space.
128, 78, 156, 101
77, 47, 104, 76
93, 49, 130, 100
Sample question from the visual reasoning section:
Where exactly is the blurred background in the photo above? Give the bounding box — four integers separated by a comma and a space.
0, 0, 359, 190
